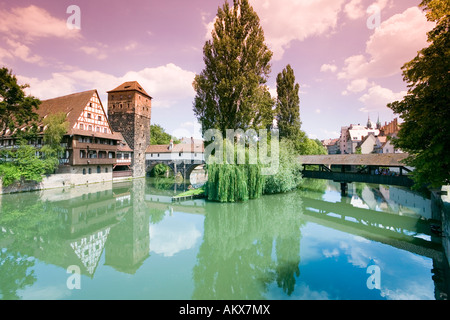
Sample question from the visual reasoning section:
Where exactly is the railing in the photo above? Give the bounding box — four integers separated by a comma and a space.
302, 170, 414, 188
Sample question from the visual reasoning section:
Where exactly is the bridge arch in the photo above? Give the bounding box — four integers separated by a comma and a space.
145, 159, 205, 181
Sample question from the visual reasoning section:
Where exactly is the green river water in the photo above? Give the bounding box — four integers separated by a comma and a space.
0, 177, 449, 300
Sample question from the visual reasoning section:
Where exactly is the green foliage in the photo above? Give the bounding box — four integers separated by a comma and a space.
150, 124, 180, 145
276, 65, 302, 142
263, 139, 303, 194
193, 0, 273, 135
205, 139, 264, 202
387, 1, 450, 189
0, 67, 40, 135
0, 114, 68, 187
150, 163, 171, 177
43, 112, 68, 153
297, 137, 328, 155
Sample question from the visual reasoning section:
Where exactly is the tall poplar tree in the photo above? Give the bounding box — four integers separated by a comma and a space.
276, 65, 301, 138
275, 64, 305, 151
193, 0, 273, 136
387, 0, 450, 189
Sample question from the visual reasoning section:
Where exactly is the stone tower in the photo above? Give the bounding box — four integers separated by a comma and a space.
107, 81, 151, 178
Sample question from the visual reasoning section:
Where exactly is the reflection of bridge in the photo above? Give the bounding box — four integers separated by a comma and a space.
145, 142, 205, 180
301, 196, 443, 260
299, 154, 414, 195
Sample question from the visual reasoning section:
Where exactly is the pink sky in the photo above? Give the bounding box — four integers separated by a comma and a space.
0, 0, 435, 140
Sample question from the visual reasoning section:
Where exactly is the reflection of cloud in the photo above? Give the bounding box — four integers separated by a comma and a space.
20, 285, 72, 300
149, 214, 201, 257
268, 282, 330, 300
322, 248, 339, 258
382, 282, 435, 300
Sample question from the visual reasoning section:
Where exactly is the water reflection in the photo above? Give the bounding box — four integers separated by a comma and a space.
0, 178, 448, 300
193, 192, 305, 299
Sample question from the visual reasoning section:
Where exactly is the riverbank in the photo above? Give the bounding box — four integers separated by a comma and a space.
0, 169, 136, 195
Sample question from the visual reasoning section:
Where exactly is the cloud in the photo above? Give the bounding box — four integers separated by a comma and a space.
149, 214, 202, 257
18, 63, 196, 110
7, 39, 44, 65
204, 0, 346, 61
80, 46, 108, 60
344, 0, 393, 20
338, 6, 435, 81
251, 0, 346, 60
320, 64, 338, 73
122, 63, 196, 108
0, 5, 81, 42
358, 85, 407, 112
346, 78, 369, 93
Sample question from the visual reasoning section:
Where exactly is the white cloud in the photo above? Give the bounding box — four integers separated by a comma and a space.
204, 0, 346, 61
80, 46, 108, 60
344, 0, 365, 20
122, 63, 196, 108
320, 64, 338, 73
0, 5, 81, 42
149, 214, 202, 257
346, 78, 369, 93
338, 6, 435, 80
344, 0, 393, 20
18, 63, 196, 110
251, 0, 346, 60
358, 85, 407, 112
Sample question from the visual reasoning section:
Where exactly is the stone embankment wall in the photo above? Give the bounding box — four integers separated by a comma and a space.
0, 165, 126, 195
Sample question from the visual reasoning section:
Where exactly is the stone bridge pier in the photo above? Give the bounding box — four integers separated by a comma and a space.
146, 159, 205, 181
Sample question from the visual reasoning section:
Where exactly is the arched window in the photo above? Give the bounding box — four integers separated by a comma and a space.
83, 168, 86, 175
97, 166, 101, 174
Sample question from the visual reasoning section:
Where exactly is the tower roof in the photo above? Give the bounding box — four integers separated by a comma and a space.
107, 81, 152, 99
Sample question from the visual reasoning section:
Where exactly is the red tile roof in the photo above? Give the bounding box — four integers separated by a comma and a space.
107, 81, 152, 99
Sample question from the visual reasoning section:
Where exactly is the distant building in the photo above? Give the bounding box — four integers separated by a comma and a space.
339, 117, 380, 154
322, 138, 340, 154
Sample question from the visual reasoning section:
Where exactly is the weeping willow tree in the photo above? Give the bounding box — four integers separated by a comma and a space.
205, 139, 264, 203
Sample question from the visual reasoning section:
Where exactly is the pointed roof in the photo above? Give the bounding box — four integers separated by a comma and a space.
37, 90, 97, 127
107, 81, 152, 99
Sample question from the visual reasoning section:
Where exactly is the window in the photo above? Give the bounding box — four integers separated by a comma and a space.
98, 115, 102, 121
88, 125, 93, 131
105, 167, 108, 173
179, 152, 182, 157
79, 123, 84, 130
97, 166, 101, 174
88, 168, 92, 174
96, 127, 100, 132
87, 113, 91, 119
83, 168, 86, 175
104, 128, 107, 134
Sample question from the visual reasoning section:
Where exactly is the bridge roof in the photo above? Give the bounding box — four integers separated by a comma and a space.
299, 153, 409, 167
146, 143, 204, 154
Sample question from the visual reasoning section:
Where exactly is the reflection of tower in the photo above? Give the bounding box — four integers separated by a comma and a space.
107, 81, 152, 178
105, 179, 150, 273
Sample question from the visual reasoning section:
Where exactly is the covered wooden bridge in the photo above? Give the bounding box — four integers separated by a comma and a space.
298, 153, 414, 195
